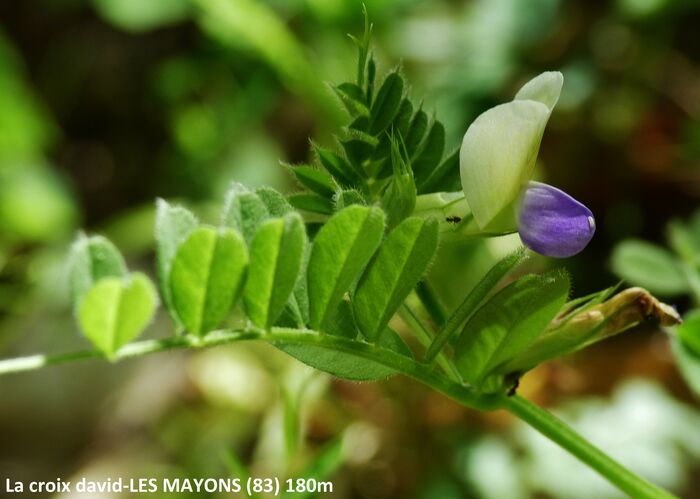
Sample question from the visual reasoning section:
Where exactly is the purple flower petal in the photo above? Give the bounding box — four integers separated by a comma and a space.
518, 182, 595, 258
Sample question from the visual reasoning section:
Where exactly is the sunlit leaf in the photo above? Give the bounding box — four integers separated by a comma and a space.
170, 226, 248, 335
244, 214, 306, 328
354, 217, 438, 340
78, 273, 158, 358
155, 199, 198, 327
308, 205, 384, 331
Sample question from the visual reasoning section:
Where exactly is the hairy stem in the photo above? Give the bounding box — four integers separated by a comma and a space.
501, 395, 677, 499
398, 304, 460, 382
0, 330, 676, 498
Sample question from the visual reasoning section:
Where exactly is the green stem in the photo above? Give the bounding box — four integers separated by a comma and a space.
398, 304, 460, 382
0, 330, 677, 498
0, 329, 498, 410
415, 280, 447, 327
425, 248, 526, 364
501, 395, 677, 499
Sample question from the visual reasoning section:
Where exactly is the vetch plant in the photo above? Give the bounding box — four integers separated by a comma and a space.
0, 18, 682, 499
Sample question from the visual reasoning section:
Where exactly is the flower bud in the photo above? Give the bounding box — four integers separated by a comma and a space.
501, 287, 681, 374
517, 182, 596, 258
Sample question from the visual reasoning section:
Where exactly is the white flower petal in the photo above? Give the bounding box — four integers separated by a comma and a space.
514, 71, 563, 113
460, 99, 550, 228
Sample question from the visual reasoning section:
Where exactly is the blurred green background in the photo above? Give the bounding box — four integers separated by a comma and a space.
1, 0, 700, 497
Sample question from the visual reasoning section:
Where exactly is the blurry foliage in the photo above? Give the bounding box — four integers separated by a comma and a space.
466, 380, 700, 499
2, 0, 700, 497
612, 208, 700, 410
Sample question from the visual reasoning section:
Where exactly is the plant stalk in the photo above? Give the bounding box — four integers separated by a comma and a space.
0, 330, 678, 498
501, 395, 677, 499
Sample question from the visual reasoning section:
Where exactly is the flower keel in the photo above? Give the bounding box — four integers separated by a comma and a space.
518, 182, 595, 258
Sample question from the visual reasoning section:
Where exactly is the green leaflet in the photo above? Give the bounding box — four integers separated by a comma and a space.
244, 214, 307, 328
275, 327, 412, 381
412, 120, 445, 185
290, 244, 310, 326
455, 271, 570, 389
170, 226, 248, 335
78, 273, 158, 358
340, 128, 378, 166
289, 165, 336, 198
326, 299, 357, 339
424, 248, 528, 363
366, 56, 376, 102
254, 186, 309, 327
314, 144, 361, 188
405, 108, 428, 158
221, 183, 270, 244
501, 287, 616, 374
308, 205, 384, 331
67, 234, 127, 310
611, 239, 688, 296
256, 186, 294, 217
368, 71, 404, 135
333, 82, 369, 117
334, 190, 365, 211
673, 338, 700, 398
393, 98, 413, 138
677, 309, 700, 357
354, 217, 439, 340
418, 146, 460, 194
155, 199, 198, 327
288, 193, 334, 215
